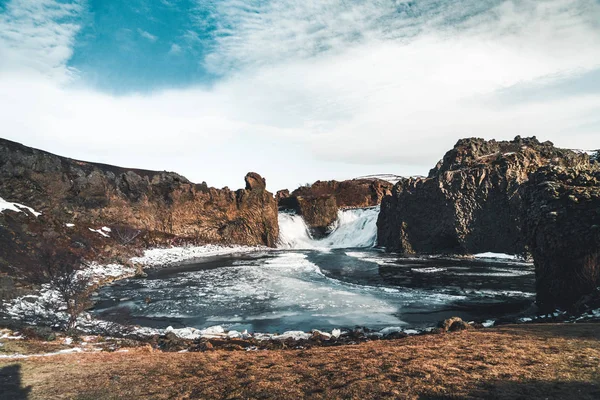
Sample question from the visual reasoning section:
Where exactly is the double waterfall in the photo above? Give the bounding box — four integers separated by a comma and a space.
277, 207, 379, 249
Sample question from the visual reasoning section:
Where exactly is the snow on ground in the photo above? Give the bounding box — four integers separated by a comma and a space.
0, 196, 41, 217
89, 227, 110, 237
1, 329, 24, 340
354, 174, 406, 184
131, 244, 271, 267
472, 253, 532, 265
4, 245, 268, 332
473, 252, 520, 260
5, 263, 135, 329
0, 347, 86, 359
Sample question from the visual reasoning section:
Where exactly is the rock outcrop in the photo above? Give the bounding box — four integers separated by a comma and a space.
0, 139, 279, 275
522, 166, 600, 311
378, 137, 590, 255
279, 179, 393, 237
289, 179, 394, 209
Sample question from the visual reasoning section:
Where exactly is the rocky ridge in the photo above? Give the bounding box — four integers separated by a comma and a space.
0, 138, 278, 282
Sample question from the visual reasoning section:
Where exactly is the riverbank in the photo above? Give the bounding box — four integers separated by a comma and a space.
1, 323, 599, 399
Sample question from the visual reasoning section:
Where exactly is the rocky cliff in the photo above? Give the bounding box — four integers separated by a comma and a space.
523, 166, 600, 311
0, 138, 278, 276
377, 137, 590, 255
279, 179, 393, 237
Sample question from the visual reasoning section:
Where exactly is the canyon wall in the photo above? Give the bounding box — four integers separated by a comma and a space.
0, 139, 278, 276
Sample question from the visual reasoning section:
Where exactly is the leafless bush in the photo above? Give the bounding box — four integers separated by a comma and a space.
39, 244, 93, 331
112, 225, 142, 245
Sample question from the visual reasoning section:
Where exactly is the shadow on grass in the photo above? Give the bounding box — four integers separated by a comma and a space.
494, 322, 600, 341
421, 379, 600, 400
0, 364, 31, 400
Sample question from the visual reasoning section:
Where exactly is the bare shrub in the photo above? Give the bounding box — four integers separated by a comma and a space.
38, 244, 93, 331
112, 225, 142, 245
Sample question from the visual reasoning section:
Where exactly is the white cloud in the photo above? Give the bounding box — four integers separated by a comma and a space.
1, 0, 599, 190
138, 28, 158, 42
0, 0, 84, 82
168, 43, 182, 55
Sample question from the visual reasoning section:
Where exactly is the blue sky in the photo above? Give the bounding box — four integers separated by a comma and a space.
0, 0, 599, 190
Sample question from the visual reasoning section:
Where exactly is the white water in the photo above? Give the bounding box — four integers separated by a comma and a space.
277, 207, 379, 250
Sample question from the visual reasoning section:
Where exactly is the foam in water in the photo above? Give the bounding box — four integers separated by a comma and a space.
277, 207, 379, 250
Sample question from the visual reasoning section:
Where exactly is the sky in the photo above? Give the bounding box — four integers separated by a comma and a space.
0, 0, 599, 191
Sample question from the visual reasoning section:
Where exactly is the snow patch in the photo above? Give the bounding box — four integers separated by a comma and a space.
0, 330, 24, 340
411, 267, 446, 274
4, 263, 135, 328
354, 174, 406, 184
482, 320, 495, 328
379, 326, 403, 335
65, 223, 75, 227
89, 228, 110, 237
131, 244, 269, 267
473, 252, 521, 260
0, 196, 41, 217
0, 347, 84, 359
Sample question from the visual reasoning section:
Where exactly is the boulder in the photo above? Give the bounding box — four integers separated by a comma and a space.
438, 317, 472, 332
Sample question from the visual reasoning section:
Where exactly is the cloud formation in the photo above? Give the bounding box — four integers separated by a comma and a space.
0, 0, 599, 190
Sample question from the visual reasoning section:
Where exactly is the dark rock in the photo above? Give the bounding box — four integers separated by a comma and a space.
378, 136, 590, 255
522, 166, 600, 311
158, 332, 187, 351
383, 331, 408, 339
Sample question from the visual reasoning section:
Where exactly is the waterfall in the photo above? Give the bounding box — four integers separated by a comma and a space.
277, 207, 379, 249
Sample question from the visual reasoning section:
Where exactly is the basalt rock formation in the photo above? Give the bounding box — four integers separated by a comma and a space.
522, 166, 600, 311
377, 136, 590, 255
0, 138, 278, 277
279, 179, 393, 237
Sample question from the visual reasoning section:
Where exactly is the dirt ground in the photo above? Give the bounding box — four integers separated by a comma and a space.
1, 323, 599, 400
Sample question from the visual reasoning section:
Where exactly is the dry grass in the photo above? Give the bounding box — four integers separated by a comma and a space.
1, 323, 600, 399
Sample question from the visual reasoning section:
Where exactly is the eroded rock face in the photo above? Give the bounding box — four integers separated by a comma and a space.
245, 172, 266, 191
295, 195, 339, 238
290, 179, 393, 209
522, 166, 600, 311
378, 137, 590, 255
275, 189, 290, 201
0, 139, 279, 259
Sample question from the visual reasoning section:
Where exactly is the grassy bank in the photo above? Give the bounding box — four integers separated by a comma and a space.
1, 323, 599, 399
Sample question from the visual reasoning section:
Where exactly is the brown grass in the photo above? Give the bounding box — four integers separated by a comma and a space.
1, 323, 600, 399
